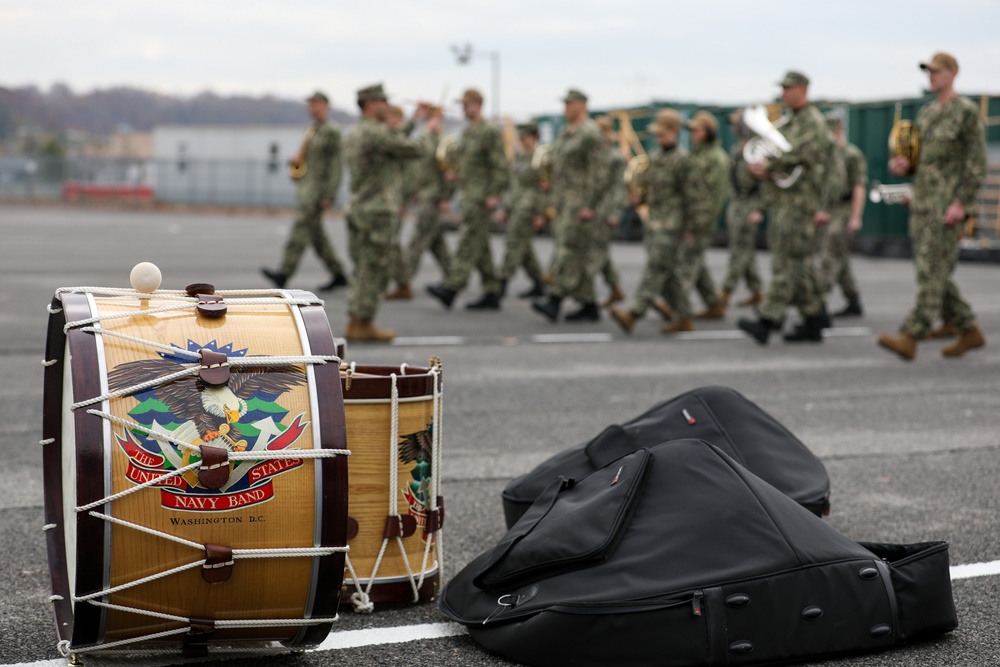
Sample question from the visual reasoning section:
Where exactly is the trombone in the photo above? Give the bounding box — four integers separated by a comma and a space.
868, 180, 913, 205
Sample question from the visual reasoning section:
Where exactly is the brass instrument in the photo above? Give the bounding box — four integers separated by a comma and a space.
742, 104, 802, 189
435, 134, 459, 174
531, 144, 554, 189
888, 102, 919, 169
868, 180, 913, 205
288, 126, 315, 181
624, 154, 650, 200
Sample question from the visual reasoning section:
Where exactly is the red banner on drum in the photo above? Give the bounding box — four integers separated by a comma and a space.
160, 483, 276, 511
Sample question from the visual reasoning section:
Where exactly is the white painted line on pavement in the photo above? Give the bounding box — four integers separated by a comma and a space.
822, 326, 873, 338
950, 559, 1000, 580
392, 336, 467, 346
8, 562, 999, 666
674, 330, 747, 341
312, 621, 465, 651
531, 333, 614, 344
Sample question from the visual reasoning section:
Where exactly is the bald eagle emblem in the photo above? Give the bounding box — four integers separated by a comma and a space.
109, 340, 311, 511
398, 424, 434, 536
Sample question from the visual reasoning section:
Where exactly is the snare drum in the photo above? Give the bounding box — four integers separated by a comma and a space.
340, 363, 444, 610
41, 285, 349, 658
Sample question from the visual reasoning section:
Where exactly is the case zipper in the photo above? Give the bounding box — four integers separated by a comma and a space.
691, 590, 703, 616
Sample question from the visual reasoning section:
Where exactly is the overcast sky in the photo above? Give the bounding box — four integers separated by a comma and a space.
4, 0, 999, 119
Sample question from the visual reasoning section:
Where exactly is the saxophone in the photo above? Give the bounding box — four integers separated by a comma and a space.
888, 102, 920, 170
288, 126, 315, 181
623, 154, 650, 200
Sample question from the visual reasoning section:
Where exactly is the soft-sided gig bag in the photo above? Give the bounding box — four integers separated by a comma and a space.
501, 385, 830, 527
444, 439, 956, 667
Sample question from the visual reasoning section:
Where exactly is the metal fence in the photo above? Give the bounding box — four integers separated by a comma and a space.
0, 156, 323, 208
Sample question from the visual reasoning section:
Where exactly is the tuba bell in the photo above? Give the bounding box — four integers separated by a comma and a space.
742, 105, 803, 189
888, 102, 919, 170
623, 154, 650, 200
435, 134, 459, 174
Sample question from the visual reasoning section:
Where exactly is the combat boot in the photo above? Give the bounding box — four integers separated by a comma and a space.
610, 307, 636, 334
532, 295, 562, 322
261, 267, 288, 289
652, 299, 673, 321
565, 302, 600, 322
426, 284, 457, 309
694, 299, 726, 320
319, 272, 349, 291
831, 297, 863, 318
928, 321, 959, 339
466, 292, 501, 311
877, 332, 918, 361
738, 316, 780, 345
736, 290, 763, 307
660, 318, 695, 334
783, 316, 824, 343
385, 284, 413, 300
941, 326, 985, 358
601, 285, 626, 307
344, 318, 396, 343
518, 280, 546, 299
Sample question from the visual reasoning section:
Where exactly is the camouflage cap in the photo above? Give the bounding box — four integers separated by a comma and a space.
648, 108, 681, 133
562, 89, 588, 103
728, 108, 744, 126
306, 90, 329, 104
458, 88, 484, 104
516, 121, 539, 136
920, 51, 959, 74
779, 70, 810, 88
685, 110, 718, 132
357, 83, 388, 103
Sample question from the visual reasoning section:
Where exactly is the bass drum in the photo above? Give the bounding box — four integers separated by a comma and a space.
41, 284, 349, 659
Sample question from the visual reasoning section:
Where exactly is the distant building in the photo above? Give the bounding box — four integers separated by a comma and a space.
150, 124, 351, 207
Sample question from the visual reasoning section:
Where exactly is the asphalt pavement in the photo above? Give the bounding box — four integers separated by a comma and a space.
1, 205, 998, 667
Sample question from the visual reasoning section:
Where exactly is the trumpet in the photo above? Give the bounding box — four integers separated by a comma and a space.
624, 154, 649, 200
531, 144, 554, 189
435, 134, 459, 174
868, 180, 913, 205
741, 105, 803, 189
888, 102, 919, 169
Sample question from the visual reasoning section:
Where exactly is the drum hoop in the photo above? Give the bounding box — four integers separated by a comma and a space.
342, 366, 439, 401
43, 292, 112, 648
285, 290, 349, 647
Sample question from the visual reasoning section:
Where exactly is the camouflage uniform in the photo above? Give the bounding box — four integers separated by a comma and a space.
549, 118, 608, 304
722, 142, 763, 295
818, 141, 866, 299
386, 127, 417, 288
757, 103, 835, 324
343, 117, 422, 320
625, 144, 690, 317
280, 119, 346, 277
405, 131, 454, 282
899, 95, 985, 338
500, 148, 544, 283
592, 144, 627, 290
676, 138, 728, 307
443, 120, 509, 294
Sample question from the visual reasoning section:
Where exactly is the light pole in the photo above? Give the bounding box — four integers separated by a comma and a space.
450, 43, 500, 120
